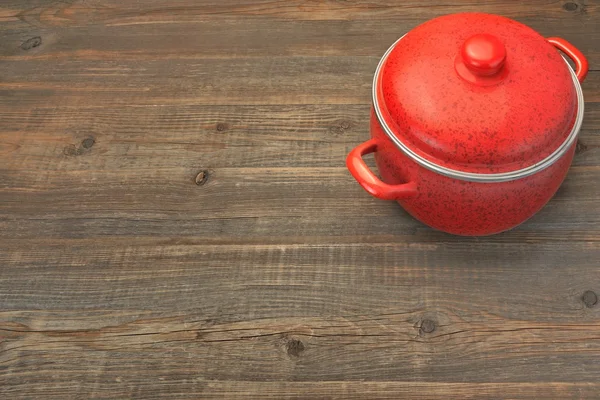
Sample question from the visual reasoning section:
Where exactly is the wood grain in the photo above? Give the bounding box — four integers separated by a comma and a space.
1, 241, 600, 395
1, 0, 600, 398
1, 18, 598, 63
1, 0, 598, 72
0, 0, 597, 31
1, 102, 599, 243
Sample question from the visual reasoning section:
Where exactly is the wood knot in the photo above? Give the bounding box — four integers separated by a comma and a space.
63, 144, 80, 156
286, 338, 305, 357
330, 120, 354, 135
216, 123, 229, 132
420, 319, 436, 334
64, 136, 95, 156
81, 137, 95, 149
563, 2, 578, 11
21, 36, 42, 51
194, 170, 210, 186
582, 290, 597, 308
575, 140, 588, 155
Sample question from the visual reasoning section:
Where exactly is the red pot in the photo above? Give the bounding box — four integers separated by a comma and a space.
347, 12, 588, 236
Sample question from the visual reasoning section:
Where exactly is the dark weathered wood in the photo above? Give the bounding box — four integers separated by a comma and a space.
1, 165, 600, 241
1, 0, 600, 398
1, 103, 599, 165
1, 18, 598, 65
1, 240, 600, 396
2, 240, 600, 392
1, 101, 599, 242
0, 57, 599, 109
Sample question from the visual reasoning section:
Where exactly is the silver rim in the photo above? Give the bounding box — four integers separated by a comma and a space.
372, 36, 585, 183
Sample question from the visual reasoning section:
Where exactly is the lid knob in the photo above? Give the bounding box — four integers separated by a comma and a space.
461, 34, 506, 76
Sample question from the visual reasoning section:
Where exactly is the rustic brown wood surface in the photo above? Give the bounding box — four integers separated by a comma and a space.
1, 0, 599, 398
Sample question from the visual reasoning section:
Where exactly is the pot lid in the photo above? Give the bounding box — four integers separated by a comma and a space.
376, 13, 579, 174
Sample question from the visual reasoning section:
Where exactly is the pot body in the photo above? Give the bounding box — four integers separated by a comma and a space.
346, 14, 587, 236
369, 108, 575, 236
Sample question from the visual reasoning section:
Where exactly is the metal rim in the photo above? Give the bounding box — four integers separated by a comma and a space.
372, 36, 585, 183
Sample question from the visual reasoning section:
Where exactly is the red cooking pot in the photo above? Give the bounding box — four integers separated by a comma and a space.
347, 12, 588, 236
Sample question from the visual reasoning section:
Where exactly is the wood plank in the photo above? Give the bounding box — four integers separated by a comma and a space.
1, 18, 598, 65
1, 102, 599, 171
1, 102, 599, 150
1, 241, 599, 317
0, 56, 375, 107
116, 381, 600, 400
1, 0, 598, 71
0, 166, 599, 239
1, 0, 598, 23
1, 241, 600, 391
2, 380, 600, 400
1, 61, 599, 110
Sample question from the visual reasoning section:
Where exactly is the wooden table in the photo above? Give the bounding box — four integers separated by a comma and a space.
1, 1, 599, 398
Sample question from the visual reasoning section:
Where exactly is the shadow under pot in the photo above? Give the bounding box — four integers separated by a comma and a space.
347, 12, 588, 236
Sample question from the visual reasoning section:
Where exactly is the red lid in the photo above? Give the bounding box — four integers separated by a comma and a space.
377, 13, 578, 173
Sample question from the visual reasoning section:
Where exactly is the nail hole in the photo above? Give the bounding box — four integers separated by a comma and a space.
21, 36, 42, 51
339, 120, 351, 130
216, 123, 229, 132
195, 170, 210, 186
286, 339, 305, 357
582, 290, 597, 308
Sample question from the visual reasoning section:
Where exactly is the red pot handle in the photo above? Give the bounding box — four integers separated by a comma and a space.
346, 139, 417, 200
547, 37, 588, 83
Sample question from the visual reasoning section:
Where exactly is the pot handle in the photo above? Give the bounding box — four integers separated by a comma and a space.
547, 37, 588, 83
346, 139, 417, 200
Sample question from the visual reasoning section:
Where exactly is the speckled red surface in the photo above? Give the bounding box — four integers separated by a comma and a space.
347, 13, 586, 236
371, 108, 576, 236
378, 13, 577, 174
